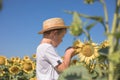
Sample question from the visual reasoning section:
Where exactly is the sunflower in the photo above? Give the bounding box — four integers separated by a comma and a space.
100, 40, 109, 48
32, 54, 36, 59
22, 60, 35, 73
9, 65, 20, 75
23, 56, 30, 61
9, 57, 21, 66
73, 40, 99, 64
10, 57, 15, 62
15, 57, 21, 63
0, 69, 5, 77
0, 56, 7, 65
73, 40, 83, 54
30, 77, 37, 80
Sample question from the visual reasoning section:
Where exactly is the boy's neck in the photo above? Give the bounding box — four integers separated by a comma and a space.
41, 38, 55, 46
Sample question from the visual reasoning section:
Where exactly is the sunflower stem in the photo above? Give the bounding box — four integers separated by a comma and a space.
100, 0, 109, 33
83, 29, 91, 41
108, 0, 120, 80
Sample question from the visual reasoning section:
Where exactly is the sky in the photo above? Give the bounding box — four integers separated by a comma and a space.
0, 0, 115, 58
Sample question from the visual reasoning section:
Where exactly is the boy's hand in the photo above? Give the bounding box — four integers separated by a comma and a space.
65, 47, 76, 57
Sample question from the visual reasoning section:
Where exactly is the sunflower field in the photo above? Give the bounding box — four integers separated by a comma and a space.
0, 55, 36, 80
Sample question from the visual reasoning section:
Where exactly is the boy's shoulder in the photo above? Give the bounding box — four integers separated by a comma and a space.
39, 43, 52, 47
37, 43, 53, 49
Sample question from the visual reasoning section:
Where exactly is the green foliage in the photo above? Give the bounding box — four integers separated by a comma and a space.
86, 22, 97, 31
58, 61, 108, 80
107, 32, 120, 39
69, 12, 83, 37
61, 0, 120, 80
98, 47, 109, 54
58, 63, 93, 80
65, 10, 104, 25
65, 10, 105, 41
108, 50, 120, 64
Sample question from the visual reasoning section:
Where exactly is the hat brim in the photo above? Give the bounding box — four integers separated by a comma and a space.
38, 26, 69, 34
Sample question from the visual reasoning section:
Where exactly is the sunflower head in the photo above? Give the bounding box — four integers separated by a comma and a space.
73, 40, 83, 54
30, 77, 37, 80
73, 40, 83, 48
10, 57, 15, 62
32, 54, 36, 59
9, 65, 20, 75
15, 57, 21, 63
78, 41, 99, 65
22, 60, 35, 73
0, 70, 5, 77
0, 56, 7, 65
100, 40, 109, 48
81, 43, 94, 57
23, 56, 30, 61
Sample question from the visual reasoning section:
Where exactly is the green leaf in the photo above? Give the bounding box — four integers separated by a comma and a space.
98, 53, 108, 63
86, 22, 98, 31
65, 10, 104, 24
73, 12, 82, 26
58, 63, 92, 80
69, 12, 83, 36
98, 47, 109, 54
90, 16, 103, 22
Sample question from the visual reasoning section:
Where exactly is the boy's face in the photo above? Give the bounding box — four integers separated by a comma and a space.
53, 29, 66, 47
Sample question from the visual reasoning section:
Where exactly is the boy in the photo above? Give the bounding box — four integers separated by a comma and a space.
36, 17, 76, 80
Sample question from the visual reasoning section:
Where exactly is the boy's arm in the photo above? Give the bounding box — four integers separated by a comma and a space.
55, 47, 75, 73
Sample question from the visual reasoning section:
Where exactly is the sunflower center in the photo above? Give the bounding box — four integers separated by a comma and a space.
23, 63, 33, 72
10, 66, 20, 74
82, 45, 94, 57
0, 57, 5, 65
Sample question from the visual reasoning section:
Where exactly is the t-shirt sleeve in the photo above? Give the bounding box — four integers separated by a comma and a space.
45, 46, 63, 67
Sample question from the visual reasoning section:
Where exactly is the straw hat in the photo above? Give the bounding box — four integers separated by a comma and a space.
38, 17, 68, 34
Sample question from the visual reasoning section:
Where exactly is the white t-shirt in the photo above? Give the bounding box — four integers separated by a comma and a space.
36, 43, 63, 80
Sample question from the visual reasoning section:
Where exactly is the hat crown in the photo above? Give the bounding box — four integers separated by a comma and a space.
43, 18, 65, 30
38, 17, 68, 34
